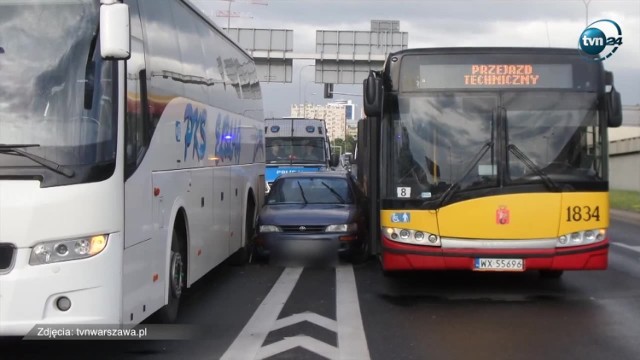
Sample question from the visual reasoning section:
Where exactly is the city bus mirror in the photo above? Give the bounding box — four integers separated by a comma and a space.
606, 87, 622, 128
604, 71, 613, 86
100, 2, 131, 60
363, 72, 382, 117
330, 153, 340, 167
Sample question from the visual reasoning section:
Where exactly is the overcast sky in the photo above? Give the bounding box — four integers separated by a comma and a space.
191, 0, 640, 121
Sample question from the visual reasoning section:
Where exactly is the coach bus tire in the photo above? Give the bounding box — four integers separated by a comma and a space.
157, 229, 185, 323
539, 270, 564, 279
230, 198, 256, 266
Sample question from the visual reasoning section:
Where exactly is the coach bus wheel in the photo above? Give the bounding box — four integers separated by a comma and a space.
539, 270, 564, 279
157, 229, 185, 323
231, 198, 256, 265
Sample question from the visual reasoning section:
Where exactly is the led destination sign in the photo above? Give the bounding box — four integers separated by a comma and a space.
417, 63, 573, 89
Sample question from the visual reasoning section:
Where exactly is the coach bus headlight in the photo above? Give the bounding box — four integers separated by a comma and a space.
29, 235, 108, 265
382, 227, 440, 247
556, 229, 607, 248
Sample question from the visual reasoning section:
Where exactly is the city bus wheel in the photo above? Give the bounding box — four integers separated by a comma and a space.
539, 270, 564, 279
156, 229, 185, 323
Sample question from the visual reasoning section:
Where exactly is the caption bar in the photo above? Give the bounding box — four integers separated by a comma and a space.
22, 324, 202, 340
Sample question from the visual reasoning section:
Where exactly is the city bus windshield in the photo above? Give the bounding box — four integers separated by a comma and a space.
0, 1, 116, 177
386, 91, 604, 201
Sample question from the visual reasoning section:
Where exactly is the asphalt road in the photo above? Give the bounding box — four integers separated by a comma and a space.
2, 215, 639, 360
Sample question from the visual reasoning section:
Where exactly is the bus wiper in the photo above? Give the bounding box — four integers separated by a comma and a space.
507, 144, 560, 192
434, 141, 493, 208
296, 181, 308, 204
0, 144, 75, 178
321, 181, 345, 204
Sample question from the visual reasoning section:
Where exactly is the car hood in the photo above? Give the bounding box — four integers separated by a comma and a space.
259, 203, 357, 226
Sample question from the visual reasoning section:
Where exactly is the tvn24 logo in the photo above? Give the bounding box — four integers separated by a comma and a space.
578, 19, 623, 61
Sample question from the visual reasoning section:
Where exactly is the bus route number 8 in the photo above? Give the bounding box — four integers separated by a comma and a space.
566, 205, 600, 222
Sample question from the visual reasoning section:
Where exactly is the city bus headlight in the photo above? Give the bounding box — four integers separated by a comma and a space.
383, 227, 440, 247
29, 235, 108, 265
556, 229, 606, 247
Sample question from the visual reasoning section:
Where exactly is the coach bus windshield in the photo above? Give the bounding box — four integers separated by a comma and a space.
0, 1, 116, 185
387, 91, 604, 201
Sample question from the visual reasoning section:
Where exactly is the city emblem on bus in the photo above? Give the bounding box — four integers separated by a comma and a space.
496, 206, 510, 225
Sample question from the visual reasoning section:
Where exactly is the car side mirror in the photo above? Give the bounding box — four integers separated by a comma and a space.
330, 154, 340, 167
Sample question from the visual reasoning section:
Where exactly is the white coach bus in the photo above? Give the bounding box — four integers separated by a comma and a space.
0, 0, 265, 335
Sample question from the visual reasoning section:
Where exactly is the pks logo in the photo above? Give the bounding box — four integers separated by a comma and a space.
578, 19, 623, 61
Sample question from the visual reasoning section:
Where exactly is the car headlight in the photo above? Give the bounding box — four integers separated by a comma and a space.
29, 235, 108, 265
325, 223, 357, 232
556, 228, 606, 247
383, 227, 440, 247
259, 225, 281, 233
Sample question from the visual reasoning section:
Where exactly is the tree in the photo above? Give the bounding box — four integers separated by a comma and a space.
344, 135, 356, 154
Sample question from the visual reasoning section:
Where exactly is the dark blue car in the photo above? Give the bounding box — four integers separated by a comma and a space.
254, 172, 368, 264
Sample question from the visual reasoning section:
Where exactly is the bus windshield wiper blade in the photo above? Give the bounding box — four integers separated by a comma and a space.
296, 180, 308, 204
0, 145, 75, 178
434, 141, 493, 208
507, 144, 560, 192
321, 181, 345, 204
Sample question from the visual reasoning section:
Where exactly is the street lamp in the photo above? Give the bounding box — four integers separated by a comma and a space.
582, 0, 592, 27
304, 87, 317, 118
298, 64, 314, 104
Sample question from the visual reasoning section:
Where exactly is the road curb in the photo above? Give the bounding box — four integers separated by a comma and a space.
610, 208, 640, 224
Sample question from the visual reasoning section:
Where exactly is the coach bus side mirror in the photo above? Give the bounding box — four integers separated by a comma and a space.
606, 87, 623, 128
100, 1, 131, 60
363, 72, 383, 117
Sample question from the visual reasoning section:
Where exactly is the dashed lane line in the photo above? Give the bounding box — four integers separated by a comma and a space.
336, 264, 371, 360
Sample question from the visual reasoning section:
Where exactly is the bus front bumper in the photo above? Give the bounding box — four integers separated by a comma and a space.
381, 235, 608, 272
0, 233, 123, 336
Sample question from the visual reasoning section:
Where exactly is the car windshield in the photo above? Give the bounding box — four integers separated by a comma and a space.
267, 177, 354, 204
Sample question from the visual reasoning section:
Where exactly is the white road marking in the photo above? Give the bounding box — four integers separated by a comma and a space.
336, 264, 371, 360
611, 242, 640, 253
221, 267, 303, 360
255, 335, 339, 360
272, 312, 338, 332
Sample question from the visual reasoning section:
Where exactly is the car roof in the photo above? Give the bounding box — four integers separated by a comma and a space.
275, 171, 351, 179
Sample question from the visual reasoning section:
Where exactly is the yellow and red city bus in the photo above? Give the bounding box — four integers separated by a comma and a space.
357, 47, 623, 278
